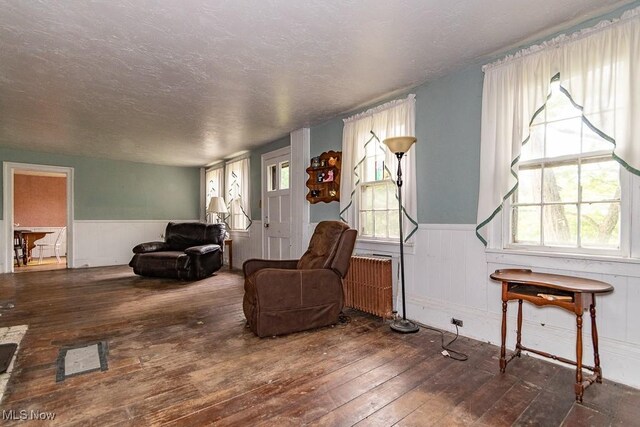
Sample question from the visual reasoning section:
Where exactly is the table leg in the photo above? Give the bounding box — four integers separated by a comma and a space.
22, 237, 28, 265
575, 312, 584, 402
590, 294, 602, 383
500, 299, 508, 373
516, 299, 523, 357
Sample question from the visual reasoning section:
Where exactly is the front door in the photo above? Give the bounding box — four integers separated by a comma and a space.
262, 148, 291, 260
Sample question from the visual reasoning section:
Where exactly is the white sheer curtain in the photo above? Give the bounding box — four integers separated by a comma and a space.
477, 7, 640, 245
205, 166, 224, 200
205, 165, 224, 222
225, 157, 252, 230
340, 94, 418, 242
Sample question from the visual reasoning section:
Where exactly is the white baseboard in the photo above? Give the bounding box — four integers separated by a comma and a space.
1, 219, 197, 272
406, 295, 640, 388
5, 218, 640, 390
405, 223, 640, 390
72, 220, 170, 268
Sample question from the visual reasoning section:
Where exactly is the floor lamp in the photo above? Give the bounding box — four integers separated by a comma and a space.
383, 136, 419, 334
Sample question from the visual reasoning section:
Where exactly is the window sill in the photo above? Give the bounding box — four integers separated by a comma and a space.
486, 248, 640, 277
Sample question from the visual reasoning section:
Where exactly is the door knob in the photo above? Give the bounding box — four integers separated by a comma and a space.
264, 223, 269, 228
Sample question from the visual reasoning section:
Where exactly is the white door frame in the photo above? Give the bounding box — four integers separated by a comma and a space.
289, 128, 311, 257
261, 146, 291, 258
3, 162, 75, 273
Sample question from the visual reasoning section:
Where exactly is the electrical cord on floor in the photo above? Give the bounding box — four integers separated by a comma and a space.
421, 323, 468, 362
338, 313, 351, 324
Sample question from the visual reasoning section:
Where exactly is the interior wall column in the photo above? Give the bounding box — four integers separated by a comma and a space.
290, 128, 310, 257
199, 167, 206, 222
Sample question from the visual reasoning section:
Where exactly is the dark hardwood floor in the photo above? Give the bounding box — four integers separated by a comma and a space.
0, 266, 638, 426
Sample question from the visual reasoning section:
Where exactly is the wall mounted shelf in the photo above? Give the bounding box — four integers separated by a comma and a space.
306, 150, 341, 204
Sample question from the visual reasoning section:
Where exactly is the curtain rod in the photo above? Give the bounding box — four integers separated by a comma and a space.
343, 94, 415, 123
483, 5, 640, 72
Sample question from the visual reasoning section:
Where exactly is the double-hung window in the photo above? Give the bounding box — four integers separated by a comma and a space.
359, 139, 399, 239
478, 12, 640, 256
340, 94, 418, 244
225, 157, 251, 231
205, 165, 224, 222
509, 81, 623, 254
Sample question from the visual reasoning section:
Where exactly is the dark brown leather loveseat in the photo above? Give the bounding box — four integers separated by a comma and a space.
129, 222, 225, 280
243, 221, 357, 337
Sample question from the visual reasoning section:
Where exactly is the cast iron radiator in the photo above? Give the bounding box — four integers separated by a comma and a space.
343, 256, 393, 319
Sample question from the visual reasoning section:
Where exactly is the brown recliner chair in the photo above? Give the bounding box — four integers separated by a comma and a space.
243, 221, 357, 337
129, 222, 225, 280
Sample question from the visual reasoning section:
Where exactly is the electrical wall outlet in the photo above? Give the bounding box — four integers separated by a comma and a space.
451, 318, 463, 327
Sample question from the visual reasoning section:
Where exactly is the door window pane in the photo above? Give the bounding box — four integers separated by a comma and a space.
267, 164, 277, 192
280, 161, 290, 190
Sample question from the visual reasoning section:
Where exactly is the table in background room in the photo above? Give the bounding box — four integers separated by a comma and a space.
16, 230, 53, 264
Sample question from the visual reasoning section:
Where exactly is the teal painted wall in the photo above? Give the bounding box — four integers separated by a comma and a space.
303, 1, 640, 225
414, 65, 483, 223
304, 71, 483, 225
237, 1, 640, 226
0, 147, 201, 220
4, 3, 633, 226
310, 119, 343, 222
249, 135, 290, 220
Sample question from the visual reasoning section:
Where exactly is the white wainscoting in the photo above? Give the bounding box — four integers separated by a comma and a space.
228, 221, 263, 269
4, 219, 259, 271
406, 223, 640, 389
73, 220, 170, 268
227, 220, 313, 270
0, 220, 4, 273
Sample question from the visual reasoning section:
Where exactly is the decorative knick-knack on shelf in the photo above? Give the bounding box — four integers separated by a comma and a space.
305, 150, 341, 204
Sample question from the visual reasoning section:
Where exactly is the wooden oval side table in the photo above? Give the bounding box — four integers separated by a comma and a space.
490, 268, 614, 402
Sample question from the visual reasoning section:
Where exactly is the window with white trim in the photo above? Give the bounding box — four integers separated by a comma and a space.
341, 94, 417, 244
205, 166, 224, 222
225, 157, 251, 231
508, 80, 623, 254
359, 139, 399, 239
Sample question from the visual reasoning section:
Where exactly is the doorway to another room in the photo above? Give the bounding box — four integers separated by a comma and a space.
262, 147, 291, 260
3, 163, 74, 273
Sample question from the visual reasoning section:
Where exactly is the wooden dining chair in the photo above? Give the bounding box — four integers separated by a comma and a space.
13, 231, 24, 267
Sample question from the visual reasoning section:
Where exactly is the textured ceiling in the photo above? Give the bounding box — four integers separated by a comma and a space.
0, 0, 634, 166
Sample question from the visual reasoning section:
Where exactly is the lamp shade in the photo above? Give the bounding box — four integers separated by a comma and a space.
207, 196, 228, 214
383, 136, 416, 154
